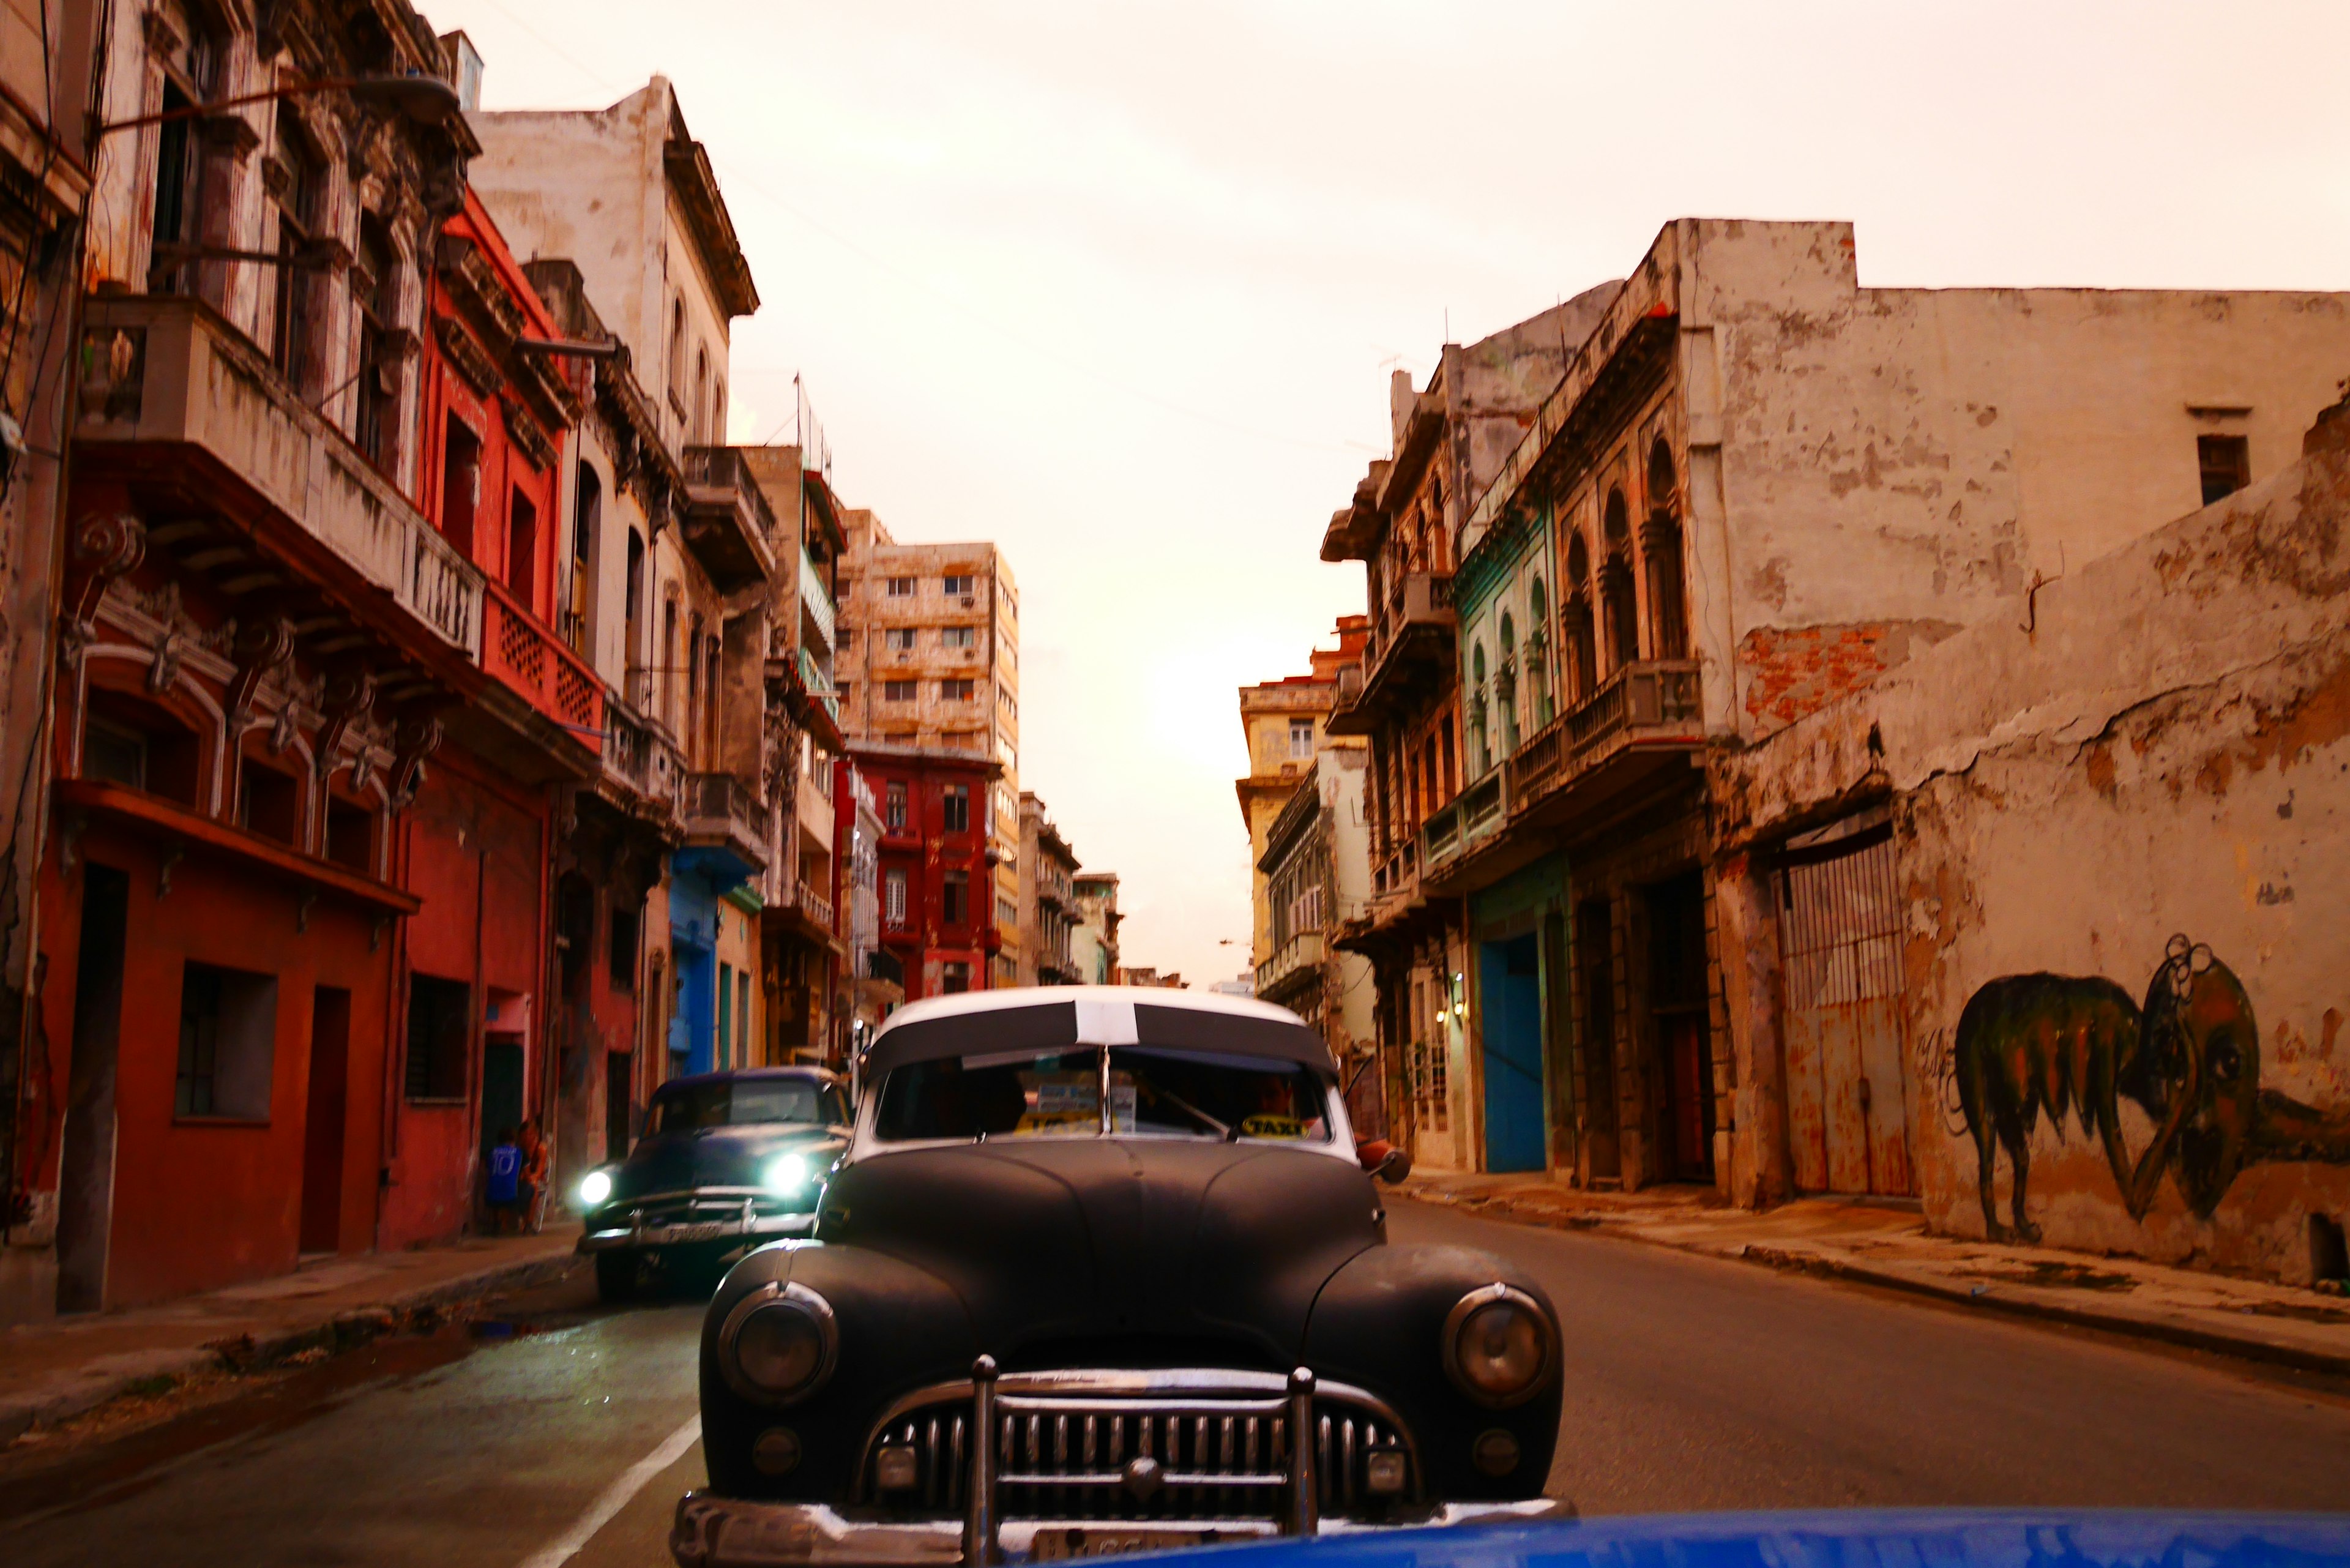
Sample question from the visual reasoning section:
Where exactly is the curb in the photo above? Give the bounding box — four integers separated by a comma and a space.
1405, 1189, 2350, 1383
0, 1245, 581, 1444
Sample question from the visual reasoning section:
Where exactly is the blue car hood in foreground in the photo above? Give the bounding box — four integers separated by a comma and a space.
1133, 1511, 2350, 1568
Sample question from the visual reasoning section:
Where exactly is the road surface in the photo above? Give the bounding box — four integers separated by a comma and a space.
4, 1199, 2346, 1566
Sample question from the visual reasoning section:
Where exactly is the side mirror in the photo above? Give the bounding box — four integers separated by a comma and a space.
1375, 1146, 1412, 1185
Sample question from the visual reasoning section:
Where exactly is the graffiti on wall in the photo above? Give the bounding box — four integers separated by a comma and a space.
1951, 936, 2350, 1241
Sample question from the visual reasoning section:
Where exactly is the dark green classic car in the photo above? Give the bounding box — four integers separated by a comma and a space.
576, 1067, 852, 1302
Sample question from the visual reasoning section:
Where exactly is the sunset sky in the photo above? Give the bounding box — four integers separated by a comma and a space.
425, 0, 2350, 989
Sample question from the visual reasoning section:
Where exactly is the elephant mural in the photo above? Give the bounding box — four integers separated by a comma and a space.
1952, 936, 2350, 1242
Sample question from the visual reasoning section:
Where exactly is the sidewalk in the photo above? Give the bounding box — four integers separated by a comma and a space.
1401, 1172, 2350, 1378
0, 1227, 581, 1443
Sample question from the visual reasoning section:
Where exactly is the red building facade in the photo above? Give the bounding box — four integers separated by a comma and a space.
851, 742, 1002, 1001
26, 127, 590, 1307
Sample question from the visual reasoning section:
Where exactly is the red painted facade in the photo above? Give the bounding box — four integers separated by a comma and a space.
852, 745, 1001, 1002
25, 192, 589, 1311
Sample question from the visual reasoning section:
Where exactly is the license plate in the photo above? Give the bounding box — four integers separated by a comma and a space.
662, 1221, 728, 1243
1031, 1528, 1207, 1559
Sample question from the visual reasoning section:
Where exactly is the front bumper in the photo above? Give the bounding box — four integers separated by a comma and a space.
578, 1205, 816, 1253
670, 1496, 1576, 1567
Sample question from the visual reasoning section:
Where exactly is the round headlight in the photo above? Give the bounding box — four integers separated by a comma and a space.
1441, 1284, 1552, 1407
720, 1283, 838, 1405
765, 1153, 809, 1195
578, 1170, 613, 1208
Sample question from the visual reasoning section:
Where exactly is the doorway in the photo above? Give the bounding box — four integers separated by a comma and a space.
57, 865, 130, 1314
300, 987, 351, 1253
481, 1035, 525, 1160
1645, 873, 1715, 1183
605, 1049, 634, 1162
1777, 824, 1913, 1196
1478, 933, 1545, 1173
1576, 899, 1620, 1183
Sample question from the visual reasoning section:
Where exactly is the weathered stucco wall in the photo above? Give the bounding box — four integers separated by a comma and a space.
1674, 218, 2350, 742
1715, 413, 2350, 1282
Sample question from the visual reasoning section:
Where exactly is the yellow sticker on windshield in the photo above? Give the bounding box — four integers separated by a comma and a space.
1240, 1114, 1306, 1140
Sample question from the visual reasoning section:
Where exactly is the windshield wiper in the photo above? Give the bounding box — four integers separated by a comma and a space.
1152, 1087, 1235, 1141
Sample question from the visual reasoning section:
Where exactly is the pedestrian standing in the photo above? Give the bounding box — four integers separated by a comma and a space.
520, 1118, 551, 1234
485, 1127, 521, 1235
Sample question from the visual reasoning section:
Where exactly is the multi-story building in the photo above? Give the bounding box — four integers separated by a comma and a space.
1236, 619, 1367, 969
854, 740, 1001, 1001
1072, 872, 1121, 987
1016, 793, 1082, 985
833, 761, 900, 1053
743, 442, 847, 1066
1321, 294, 1613, 1171
515, 256, 685, 1190
1255, 749, 1376, 1124
835, 507, 1022, 985
469, 78, 774, 1089
1431, 218, 2350, 1197
12, 6, 600, 1316
0, 0, 102, 1290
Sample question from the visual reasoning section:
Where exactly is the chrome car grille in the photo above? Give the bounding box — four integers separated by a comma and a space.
628, 1191, 807, 1229
856, 1372, 1415, 1523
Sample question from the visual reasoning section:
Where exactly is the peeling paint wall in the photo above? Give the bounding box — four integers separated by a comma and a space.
1716, 411, 2350, 1282
1676, 219, 2350, 740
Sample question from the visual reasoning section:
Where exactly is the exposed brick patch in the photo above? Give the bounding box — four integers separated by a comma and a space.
1739, 620, 1958, 733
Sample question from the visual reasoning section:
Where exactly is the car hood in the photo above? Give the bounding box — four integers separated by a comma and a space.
816, 1139, 1382, 1364
614, 1124, 840, 1200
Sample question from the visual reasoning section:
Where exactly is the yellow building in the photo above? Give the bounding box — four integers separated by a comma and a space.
1236, 618, 1368, 968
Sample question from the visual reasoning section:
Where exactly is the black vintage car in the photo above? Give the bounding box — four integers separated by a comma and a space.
578, 1067, 852, 1301
672, 989, 1567, 1567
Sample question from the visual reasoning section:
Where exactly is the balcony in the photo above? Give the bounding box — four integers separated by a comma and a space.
1419, 769, 1507, 882
600, 701, 687, 835
1327, 573, 1453, 736
797, 879, 835, 932
74, 293, 483, 659
1506, 660, 1703, 821
681, 446, 781, 591
680, 770, 769, 882
1255, 929, 1326, 998
799, 545, 836, 650
482, 580, 605, 736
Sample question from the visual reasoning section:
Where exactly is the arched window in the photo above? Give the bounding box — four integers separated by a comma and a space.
668, 297, 687, 404
693, 348, 710, 445
567, 463, 600, 654
625, 529, 646, 681
1528, 577, 1553, 726
1602, 488, 1639, 671
1565, 532, 1597, 704
1497, 613, 1520, 753
1643, 439, 1688, 659
1470, 641, 1491, 775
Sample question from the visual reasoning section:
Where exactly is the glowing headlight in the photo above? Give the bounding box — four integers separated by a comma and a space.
720, 1283, 838, 1404
578, 1170, 613, 1208
1441, 1284, 1553, 1407
765, 1153, 810, 1195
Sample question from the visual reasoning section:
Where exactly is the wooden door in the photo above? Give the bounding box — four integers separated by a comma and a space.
1777, 827, 1912, 1197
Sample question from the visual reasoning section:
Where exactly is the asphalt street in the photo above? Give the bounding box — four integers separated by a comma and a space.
4, 1198, 2348, 1567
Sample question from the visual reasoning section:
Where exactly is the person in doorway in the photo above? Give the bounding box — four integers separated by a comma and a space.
485, 1127, 521, 1235
519, 1119, 551, 1233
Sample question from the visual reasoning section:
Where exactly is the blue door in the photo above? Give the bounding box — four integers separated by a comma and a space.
1480, 935, 1546, 1172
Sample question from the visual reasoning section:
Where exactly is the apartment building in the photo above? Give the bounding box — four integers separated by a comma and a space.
1016, 793, 1083, 985
1235, 619, 1368, 969
469, 77, 775, 1091
835, 508, 1023, 985
1427, 218, 2350, 1204
1072, 872, 1122, 987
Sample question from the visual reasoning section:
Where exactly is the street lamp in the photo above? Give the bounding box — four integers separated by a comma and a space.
99, 74, 464, 135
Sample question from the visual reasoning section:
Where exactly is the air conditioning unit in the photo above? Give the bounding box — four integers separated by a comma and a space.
960, 596, 975, 609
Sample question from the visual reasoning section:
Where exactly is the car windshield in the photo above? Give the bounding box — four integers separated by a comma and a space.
873, 1047, 1330, 1144
648, 1078, 838, 1133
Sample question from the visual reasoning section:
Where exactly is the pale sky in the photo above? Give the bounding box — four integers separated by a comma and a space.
428, 0, 2350, 990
